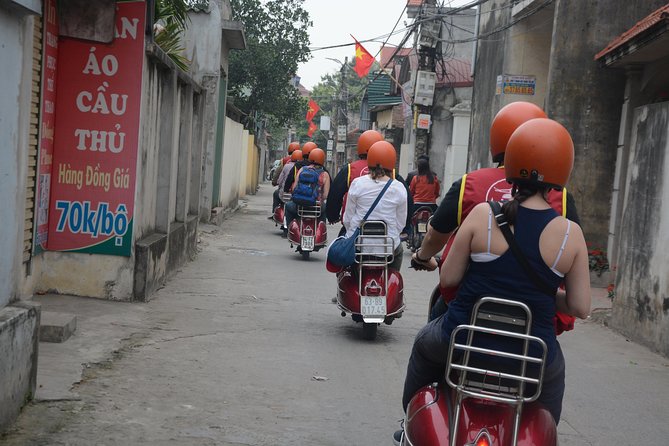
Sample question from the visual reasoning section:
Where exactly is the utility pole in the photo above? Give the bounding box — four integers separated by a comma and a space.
414, 0, 439, 160
340, 56, 349, 163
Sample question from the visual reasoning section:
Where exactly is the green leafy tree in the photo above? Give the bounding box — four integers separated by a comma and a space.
154, 0, 191, 71
229, 0, 311, 128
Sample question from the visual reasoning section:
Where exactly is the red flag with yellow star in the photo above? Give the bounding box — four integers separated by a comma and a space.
306, 98, 320, 122
351, 35, 375, 78
307, 120, 318, 137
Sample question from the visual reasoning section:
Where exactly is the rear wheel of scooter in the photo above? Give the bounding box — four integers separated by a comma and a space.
362, 322, 377, 340
301, 250, 310, 260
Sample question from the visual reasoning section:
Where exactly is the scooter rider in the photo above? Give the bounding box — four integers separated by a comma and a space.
396, 118, 591, 444
411, 102, 580, 323
285, 148, 331, 229
326, 130, 413, 236
271, 142, 300, 216
343, 141, 407, 271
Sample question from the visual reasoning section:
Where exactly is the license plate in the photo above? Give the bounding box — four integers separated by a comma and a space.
302, 235, 314, 251
418, 223, 428, 233
361, 296, 386, 317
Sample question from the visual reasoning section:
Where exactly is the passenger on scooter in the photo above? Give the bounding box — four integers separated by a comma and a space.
398, 119, 591, 437
326, 130, 413, 237
411, 102, 580, 324
405, 154, 435, 189
271, 142, 300, 215
409, 157, 440, 215
285, 148, 331, 229
283, 141, 317, 194
343, 141, 407, 271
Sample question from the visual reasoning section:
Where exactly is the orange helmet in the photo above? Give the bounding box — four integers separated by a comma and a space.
291, 150, 303, 162
504, 118, 574, 190
302, 141, 317, 158
288, 141, 300, 154
490, 102, 547, 162
357, 130, 384, 156
367, 141, 396, 171
309, 148, 326, 166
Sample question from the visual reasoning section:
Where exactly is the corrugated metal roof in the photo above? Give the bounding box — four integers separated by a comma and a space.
367, 73, 402, 108
595, 4, 669, 60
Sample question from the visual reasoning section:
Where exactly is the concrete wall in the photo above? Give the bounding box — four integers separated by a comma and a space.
219, 117, 244, 209
470, 0, 668, 247
0, 4, 41, 433
0, 9, 33, 307
469, 0, 512, 170
612, 102, 669, 357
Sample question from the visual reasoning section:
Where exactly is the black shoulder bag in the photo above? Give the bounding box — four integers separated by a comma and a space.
487, 201, 556, 297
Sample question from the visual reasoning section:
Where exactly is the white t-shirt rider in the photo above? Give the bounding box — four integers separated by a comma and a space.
343, 174, 407, 251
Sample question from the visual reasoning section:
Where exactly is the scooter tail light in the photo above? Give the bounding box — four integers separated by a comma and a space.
466, 430, 492, 446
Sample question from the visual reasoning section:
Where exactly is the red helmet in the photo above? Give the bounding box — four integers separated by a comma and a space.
302, 141, 317, 158
490, 102, 547, 162
357, 130, 384, 156
288, 142, 300, 154
504, 118, 574, 190
309, 148, 326, 166
367, 141, 397, 171
291, 150, 303, 162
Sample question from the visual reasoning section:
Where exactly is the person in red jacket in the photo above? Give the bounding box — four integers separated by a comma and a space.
409, 157, 440, 214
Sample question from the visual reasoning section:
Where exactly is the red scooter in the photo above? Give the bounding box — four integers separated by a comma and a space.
409, 205, 435, 252
288, 205, 327, 260
334, 221, 405, 340
273, 192, 292, 236
401, 297, 557, 446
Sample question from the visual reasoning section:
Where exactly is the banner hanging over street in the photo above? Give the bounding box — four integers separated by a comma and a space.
47, 1, 145, 256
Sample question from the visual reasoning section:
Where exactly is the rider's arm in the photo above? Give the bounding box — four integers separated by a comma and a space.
396, 183, 408, 236
435, 177, 441, 199
326, 166, 349, 223
290, 169, 301, 193
557, 223, 591, 319
342, 182, 358, 231
322, 172, 331, 203
271, 163, 282, 186
439, 203, 479, 288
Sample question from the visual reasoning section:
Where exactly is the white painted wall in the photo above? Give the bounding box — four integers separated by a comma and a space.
442, 101, 471, 192
0, 10, 32, 307
219, 117, 244, 208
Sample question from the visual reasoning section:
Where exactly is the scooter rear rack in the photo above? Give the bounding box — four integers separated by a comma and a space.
297, 205, 321, 218
445, 297, 548, 446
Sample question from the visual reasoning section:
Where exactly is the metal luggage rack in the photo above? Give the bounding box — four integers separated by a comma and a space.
354, 235, 394, 265
297, 205, 321, 218
445, 297, 548, 446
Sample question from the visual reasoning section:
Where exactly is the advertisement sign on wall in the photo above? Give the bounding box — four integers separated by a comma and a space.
34, 0, 59, 253
496, 74, 536, 96
47, 1, 145, 256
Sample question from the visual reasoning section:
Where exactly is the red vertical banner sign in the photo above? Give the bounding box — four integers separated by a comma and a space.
34, 0, 59, 253
48, 1, 145, 256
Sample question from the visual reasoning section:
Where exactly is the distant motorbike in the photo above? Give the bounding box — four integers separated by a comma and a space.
287, 204, 327, 260
334, 221, 404, 340
273, 192, 292, 236
408, 205, 435, 252
400, 297, 557, 446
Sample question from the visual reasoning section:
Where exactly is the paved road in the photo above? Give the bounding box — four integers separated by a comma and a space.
2, 184, 668, 445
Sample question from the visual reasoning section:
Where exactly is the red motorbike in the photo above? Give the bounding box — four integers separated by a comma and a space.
401, 297, 556, 446
408, 205, 435, 252
288, 205, 327, 260
273, 192, 292, 236
334, 221, 405, 340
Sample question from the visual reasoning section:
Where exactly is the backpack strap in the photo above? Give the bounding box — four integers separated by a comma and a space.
487, 201, 557, 297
